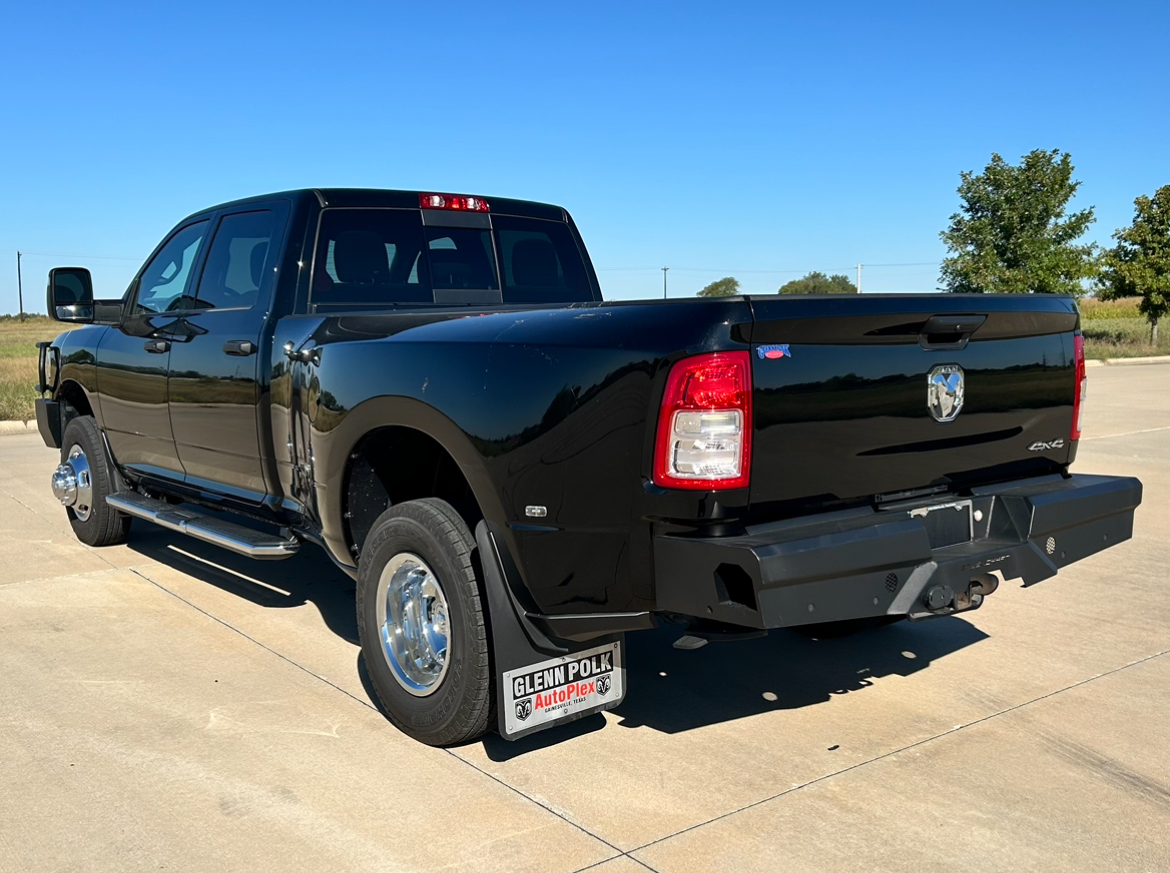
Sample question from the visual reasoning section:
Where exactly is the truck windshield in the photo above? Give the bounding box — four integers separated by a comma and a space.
311, 208, 594, 310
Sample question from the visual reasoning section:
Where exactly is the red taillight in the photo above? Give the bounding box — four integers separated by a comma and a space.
1071, 333, 1087, 440
653, 351, 752, 490
419, 193, 490, 212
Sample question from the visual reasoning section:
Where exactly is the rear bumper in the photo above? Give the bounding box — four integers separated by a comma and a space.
653, 473, 1142, 629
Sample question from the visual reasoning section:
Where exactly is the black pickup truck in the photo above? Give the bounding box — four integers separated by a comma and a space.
35, 188, 1142, 745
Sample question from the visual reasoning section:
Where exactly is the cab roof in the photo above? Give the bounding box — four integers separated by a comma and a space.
195, 188, 568, 222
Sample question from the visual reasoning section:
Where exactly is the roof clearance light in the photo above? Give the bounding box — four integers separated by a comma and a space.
419, 193, 490, 212
653, 351, 752, 490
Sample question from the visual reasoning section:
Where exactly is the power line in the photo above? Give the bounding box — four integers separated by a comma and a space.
858, 261, 940, 267
15, 250, 142, 261
597, 262, 941, 274
599, 266, 854, 274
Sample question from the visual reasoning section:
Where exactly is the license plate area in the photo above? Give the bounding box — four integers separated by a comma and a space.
910, 500, 973, 549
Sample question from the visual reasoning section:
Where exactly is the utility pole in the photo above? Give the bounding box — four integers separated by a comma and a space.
16, 251, 24, 322
856, 263, 862, 294
661, 266, 669, 299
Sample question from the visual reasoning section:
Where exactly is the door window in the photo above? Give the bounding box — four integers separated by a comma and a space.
191, 210, 276, 310
135, 221, 209, 314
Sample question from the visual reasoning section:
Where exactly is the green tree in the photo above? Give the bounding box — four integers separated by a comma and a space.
1098, 185, 1170, 343
697, 276, 740, 297
777, 271, 857, 294
939, 149, 1098, 295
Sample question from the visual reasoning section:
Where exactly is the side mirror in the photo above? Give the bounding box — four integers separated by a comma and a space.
47, 267, 95, 323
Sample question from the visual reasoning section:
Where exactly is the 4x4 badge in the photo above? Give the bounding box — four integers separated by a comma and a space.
1028, 439, 1065, 452
927, 364, 964, 422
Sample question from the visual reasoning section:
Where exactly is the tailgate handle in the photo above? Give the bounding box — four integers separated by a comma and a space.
919, 314, 987, 351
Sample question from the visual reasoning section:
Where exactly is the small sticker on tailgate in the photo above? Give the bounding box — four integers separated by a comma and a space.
503, 641, 623, 736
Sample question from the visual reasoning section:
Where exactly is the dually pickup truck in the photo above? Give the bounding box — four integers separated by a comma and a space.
36, 188, 1142, 745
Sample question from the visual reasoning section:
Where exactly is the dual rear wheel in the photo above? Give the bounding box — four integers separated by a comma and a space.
52, 417, 896, 745
356, 499, 495, 746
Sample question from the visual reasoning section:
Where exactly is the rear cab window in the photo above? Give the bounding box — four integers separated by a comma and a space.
310, 207, 595, 311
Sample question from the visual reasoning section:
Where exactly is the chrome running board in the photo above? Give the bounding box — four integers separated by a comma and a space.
106, 492, 300, 560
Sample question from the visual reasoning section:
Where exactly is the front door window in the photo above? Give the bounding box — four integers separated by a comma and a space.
135, 221, 208, 314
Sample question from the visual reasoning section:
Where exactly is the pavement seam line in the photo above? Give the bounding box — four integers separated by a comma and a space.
128, 564, 628, 866
445, 750, 634, 864
567, 853, 661, 873
628, 648, 1170, 857
1080, 425, 1170, 440
1, 489, 126, 574
128, 566, 378, 711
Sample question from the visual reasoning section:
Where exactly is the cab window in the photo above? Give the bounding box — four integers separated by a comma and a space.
312, 209, 431, 308
494, 215, 592, 304
190, 210, 276, 310
135, 221, 209, 314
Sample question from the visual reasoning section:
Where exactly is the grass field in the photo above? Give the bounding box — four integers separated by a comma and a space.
0, 317, 74, 422
0, 304, 1165, 421
1077, 298, 1168, 358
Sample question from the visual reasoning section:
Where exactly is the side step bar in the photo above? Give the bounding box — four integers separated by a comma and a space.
106, 492, 300, 560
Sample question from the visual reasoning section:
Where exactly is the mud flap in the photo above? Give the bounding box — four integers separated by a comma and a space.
475, 522, 626, 741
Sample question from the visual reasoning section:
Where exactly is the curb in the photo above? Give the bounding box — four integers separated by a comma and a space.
0, 421, 38, 436
1086, 355, 1170, 368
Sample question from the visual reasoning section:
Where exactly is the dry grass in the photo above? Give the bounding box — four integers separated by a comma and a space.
1078, 297, 1143, 319
0, 317, 74, 422
1082, 317, 1168, 359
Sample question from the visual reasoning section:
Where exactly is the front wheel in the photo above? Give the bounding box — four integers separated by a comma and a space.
53, 416, 131, 547
356, 499, 493, 746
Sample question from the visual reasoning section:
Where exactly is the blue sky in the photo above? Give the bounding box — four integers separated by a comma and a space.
1, 0, 1166, 311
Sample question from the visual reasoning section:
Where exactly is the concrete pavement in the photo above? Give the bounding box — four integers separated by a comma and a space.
1, 363, 1167, 872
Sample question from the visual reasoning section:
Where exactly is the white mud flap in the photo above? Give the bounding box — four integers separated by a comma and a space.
476, 521, 629, 742
502, 640, 626, 740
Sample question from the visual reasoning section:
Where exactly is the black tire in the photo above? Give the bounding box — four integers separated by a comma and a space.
60, 416, 131, 547
789, 615, 905, 639
356, 498, 493, 746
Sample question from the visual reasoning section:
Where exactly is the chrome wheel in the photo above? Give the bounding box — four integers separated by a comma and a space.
377, 552, 450, 697
51, 443, 94, 522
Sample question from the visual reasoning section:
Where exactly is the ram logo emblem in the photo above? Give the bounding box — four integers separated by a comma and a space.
515, 698, 533, 721
927, 364, 965, 423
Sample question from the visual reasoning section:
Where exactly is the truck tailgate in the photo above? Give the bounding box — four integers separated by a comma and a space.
746, 295, 1080, 514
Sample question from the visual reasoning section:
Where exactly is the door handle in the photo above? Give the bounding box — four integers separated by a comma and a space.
144, 340, 170, 354
223, 340, 256, 356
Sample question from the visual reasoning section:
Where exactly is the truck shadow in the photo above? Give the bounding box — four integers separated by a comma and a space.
125, 521, 360, 645
480, 617, 987, 761
123, 518, 988, 758
615, 618, 988, 730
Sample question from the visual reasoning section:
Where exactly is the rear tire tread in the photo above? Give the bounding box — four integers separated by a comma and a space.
357, 498, 493, 746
